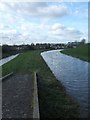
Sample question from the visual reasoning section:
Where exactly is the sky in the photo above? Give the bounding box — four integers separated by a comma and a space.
0, 1, 88, 45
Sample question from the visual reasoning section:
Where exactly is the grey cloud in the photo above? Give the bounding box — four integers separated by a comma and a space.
5, 2, 68, 18
10, 2, 45, 11
66, 28, 83, 37
50, 24, 83, 40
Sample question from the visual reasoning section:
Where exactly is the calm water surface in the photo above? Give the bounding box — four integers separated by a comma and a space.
41, 50, 89, 118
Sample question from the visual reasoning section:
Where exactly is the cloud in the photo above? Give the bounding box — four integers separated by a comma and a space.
66, 27, 82, 35
0, 29, 17, 34
0, 24, 5, 29
0, 22, 84, 45
37, 4, 68, 18
51, 23, 66, 30
5, 2, 69, 18
0, 2, 88, 44
0, 2, 8, 12
0, 24, 11, 29
49, 23, 83, 41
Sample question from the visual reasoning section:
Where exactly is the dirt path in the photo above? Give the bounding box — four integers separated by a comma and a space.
2, 73, 34, 118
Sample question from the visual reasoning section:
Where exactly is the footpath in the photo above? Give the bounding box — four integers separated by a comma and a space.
2, 73, 38, 118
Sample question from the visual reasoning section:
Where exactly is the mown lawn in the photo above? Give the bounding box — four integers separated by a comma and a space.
2, 50, 80, 118
61, 43, 90, 62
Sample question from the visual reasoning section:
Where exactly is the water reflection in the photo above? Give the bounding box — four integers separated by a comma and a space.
41, 50, 89, 118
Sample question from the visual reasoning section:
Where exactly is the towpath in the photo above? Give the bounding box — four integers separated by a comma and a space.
2, 73, 34, 118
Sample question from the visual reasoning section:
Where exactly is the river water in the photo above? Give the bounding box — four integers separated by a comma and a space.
0, 54, 19, 66
41, 50, 89, 118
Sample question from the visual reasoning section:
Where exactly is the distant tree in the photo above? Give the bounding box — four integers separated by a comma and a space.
30, 43, 35, 50
81, 39, 86, 44
31, 43, 34, 46
2, 45, 10, 53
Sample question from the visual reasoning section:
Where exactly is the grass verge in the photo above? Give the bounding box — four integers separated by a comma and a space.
61, 43, 90, 62
2, 50, 79, 118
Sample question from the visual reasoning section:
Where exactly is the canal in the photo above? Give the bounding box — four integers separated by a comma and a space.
41, 50, 89, 118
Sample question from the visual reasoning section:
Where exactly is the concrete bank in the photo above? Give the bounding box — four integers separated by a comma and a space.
33, 72, 40, 119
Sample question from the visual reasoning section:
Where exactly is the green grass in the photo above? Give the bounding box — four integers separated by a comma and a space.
61, 43, 90, 62
2, 50, 80, 118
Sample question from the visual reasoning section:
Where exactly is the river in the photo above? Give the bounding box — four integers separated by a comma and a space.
41, 50, 89, 118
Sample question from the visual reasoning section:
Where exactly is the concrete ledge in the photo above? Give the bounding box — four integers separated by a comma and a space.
33, 72, 40, 119
0, 72, 14, 82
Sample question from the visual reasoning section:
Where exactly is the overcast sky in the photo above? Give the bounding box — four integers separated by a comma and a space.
0, 1, 88, 45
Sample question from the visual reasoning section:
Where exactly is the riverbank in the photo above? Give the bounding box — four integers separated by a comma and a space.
61, 43, 90, 62
2, 50, 79, 118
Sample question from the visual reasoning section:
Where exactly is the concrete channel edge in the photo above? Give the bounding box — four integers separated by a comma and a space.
33, 72, 40, 119
0, 72, 14, 82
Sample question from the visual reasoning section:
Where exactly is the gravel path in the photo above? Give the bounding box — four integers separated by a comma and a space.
2, 74, 34, 118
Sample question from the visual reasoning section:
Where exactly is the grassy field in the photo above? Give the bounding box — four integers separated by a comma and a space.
2, 50, 79, 118
61, 43, 90, 62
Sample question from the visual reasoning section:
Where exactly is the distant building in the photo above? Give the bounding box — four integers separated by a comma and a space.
67, 40, 86, 48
